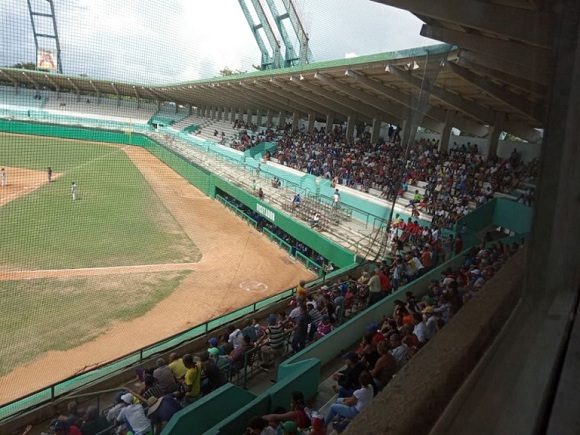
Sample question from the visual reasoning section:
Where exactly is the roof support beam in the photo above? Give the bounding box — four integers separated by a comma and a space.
64, 77, 80, 94
250, 82, 327, 117
21, 71, 39, 90
43, 74, 60, 92
344, 69, 484, 135
455, 57, 547, 97
239, 83, 308, 114
371, 0, 554, 48
459, 50, 549, 85
294, 78, 377, 122
420, 24, 551, 74
447, 61, 545, 123
315, 73, 404, 124
268, 81, 346, 121
388, 65, 496, 125
0, 70, 18, 87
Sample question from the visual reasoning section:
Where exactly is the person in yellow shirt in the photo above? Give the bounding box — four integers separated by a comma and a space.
168, 352, 187, 380
296, 280, 307, 302
182, 354, 202, 402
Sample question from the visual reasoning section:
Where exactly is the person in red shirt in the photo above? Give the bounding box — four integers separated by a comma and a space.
421, 246, 433, 270
377, 267, 392, 297
53, 420, 81, 435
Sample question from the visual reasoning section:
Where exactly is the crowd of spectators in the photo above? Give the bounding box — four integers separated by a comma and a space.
243, 238, 522, 434
230, 120, 277, 152
273, 125, 539, 228
33, 232, 520, 435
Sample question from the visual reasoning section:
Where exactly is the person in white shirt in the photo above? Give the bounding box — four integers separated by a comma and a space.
389, 333, 410, 370
116, 393, 152, 435
412, 313, 428, 344
324, 372, 374, 426
227, 325, 243, 349
332, 189, 341, 209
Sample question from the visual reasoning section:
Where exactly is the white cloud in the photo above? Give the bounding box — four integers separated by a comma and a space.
0, 0, 436, 83
344, 52, 358, 59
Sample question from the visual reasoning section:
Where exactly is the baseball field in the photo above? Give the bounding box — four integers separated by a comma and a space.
0, 133, 315, 403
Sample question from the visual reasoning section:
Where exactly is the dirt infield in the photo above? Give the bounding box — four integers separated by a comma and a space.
0, 146, 315, 404
0, 166, 61, 207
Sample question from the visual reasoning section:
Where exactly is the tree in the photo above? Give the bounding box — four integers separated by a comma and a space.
219, 67, 247, 76
8, 62, 36, 70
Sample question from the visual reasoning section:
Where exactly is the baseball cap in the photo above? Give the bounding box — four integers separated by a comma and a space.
282, 420, 298, 433
53, 420, 69, 432
120, 393, 134, 404
208, 337, 218, 347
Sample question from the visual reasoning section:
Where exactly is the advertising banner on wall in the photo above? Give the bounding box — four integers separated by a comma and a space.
37, 49, 57, 71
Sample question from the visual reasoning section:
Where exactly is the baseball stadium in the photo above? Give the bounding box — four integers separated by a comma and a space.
0, 1, 579, 435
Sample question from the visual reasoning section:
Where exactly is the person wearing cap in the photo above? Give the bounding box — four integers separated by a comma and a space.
146, 395, 182, 435
281, 420, 298, 434
153, 358, 178, 395
422, 306, 439, 340
324, 372, 374, 427
116, 393, 152, 435
52, 420, 81, 435
332, 352, 365, 398
207, 337, 221, 359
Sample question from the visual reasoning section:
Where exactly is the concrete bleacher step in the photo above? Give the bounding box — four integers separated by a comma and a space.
148, 133, 401, 260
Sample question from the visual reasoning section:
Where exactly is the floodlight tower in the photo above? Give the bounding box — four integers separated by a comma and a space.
263, 0, 313, 67
26, 0, 63, 73
238, 0, 283, 70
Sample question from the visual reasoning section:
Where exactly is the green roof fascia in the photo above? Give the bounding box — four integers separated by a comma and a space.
0, 43, 455, 93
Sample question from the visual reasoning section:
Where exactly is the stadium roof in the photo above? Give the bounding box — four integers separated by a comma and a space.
0, 42, 544, 142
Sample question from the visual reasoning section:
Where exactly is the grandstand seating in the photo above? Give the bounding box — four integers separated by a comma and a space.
43, 92, 156, 123
0, 86, 46, 109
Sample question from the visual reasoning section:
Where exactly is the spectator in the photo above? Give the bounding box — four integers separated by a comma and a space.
291, 302, 310, 354
332, 352, 365, 398
80, 406, 111, 435
168, 353, 187, 380
182, 354, 202, 403
116, 393, 152, 435
146, 395, 182, 435
370, 341, 397, 390
245, 416, 277, 435
53, 420, 82, 435
262, 391, 310, 429
200, 351, 226, 394
153, 358, 178, 394
324, 372, 374, 427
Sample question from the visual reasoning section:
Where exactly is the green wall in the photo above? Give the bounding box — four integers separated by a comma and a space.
456, 198, 532, 248
213, 177, 355, 268
161, 384, 256, 435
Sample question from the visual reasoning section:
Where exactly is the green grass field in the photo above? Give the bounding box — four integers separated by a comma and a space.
0, 133, 200, 378
0, 271, 190, 376
0, 134, 201, 269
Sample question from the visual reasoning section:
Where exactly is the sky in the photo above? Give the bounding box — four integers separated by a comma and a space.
0, 0, 435, 84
